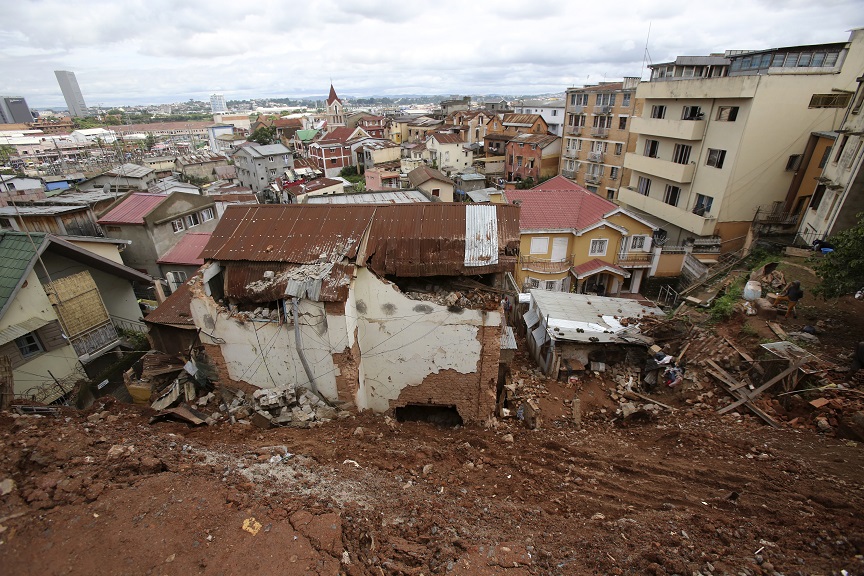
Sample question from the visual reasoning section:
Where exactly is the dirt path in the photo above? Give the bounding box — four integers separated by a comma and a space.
1, 399, 862, 576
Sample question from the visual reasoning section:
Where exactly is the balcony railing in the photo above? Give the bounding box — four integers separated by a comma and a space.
566, 126, 583, 136
585, 174, 602, 184
561, 169, 576, 178
615, 252, 654, 266
591, 127, 610, 138
594, 105, 612, 115
562, 149, 579, 159
69, 321, 120, 358
519, 255, 574, 274
588, 151, 604, 163
571, 105, 584, 114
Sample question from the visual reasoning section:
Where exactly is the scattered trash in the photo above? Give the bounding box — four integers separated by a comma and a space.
242, 517, 262, 536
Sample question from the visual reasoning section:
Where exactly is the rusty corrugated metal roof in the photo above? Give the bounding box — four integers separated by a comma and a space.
202, 204, 520, 300
98, 193, 168, 225
143, 282, 195, 327
157, 232, 211, 266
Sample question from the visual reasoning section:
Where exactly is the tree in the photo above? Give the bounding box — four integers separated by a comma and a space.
0, 144, 15, 166
144, 133, 157, 151
813, 213, 864, 298
248, 126, 276, 146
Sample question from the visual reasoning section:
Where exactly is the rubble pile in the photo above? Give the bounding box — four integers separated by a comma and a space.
205, 385, 352, 429
404, 284, 501, 310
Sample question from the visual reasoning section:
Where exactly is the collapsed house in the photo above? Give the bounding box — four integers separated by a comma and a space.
524, 290, 663, 380
188, 203, 520, 422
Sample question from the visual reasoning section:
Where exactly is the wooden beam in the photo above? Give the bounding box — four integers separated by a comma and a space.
623, 390, 675, 412
767, 321, 787, 340
676, 342, 691, 364
718, 360, 805, 415
709, 371, 780, 428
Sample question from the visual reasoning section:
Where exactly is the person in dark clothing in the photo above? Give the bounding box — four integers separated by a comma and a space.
773, 280, 803, 318
812, 239, 835, 252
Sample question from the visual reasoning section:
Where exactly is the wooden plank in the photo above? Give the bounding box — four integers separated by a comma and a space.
676, 342, 691, 364
767, 321, 787, 340
706, 360, 740, 388
709, 370, 780, 428
718, 360, 804, 415
623, 390, 675, 412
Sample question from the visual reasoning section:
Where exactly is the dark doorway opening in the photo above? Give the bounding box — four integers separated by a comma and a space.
394, 404, 463, 427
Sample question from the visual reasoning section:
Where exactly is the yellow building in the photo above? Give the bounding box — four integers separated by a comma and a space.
500, 176, 658, 295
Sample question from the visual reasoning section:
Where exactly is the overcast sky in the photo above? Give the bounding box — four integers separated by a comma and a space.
2, 0, 862, 108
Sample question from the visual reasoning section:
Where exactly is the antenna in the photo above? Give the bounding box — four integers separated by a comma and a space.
641, 22, 653, 80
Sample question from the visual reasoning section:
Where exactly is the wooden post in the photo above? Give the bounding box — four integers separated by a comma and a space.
0, 355, 13, 411
571, 398, 581, 427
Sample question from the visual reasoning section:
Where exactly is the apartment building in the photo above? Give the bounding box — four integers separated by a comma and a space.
617, 29, 864, 250
797, 72, 864, 244
513, 99, 567, 136
560, 79, 639, 201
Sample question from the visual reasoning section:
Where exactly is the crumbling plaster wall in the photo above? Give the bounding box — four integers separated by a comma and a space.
352, 267, 501, 419
189, 279, 345, 400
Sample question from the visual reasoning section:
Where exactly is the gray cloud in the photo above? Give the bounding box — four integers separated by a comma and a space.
3, 0, 861, 107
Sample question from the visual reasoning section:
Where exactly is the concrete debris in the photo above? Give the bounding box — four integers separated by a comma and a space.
0, 478, 15, 496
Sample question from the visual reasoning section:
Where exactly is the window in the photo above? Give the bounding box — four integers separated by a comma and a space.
545, 280, 559, 291
614, 143, 623, 155
785, 154, 803, 171
552, 109, 557, 116
716, 106, 739, 122
663, 184, 681, 207
0, 218, 12, 229
15, 333, 43, 358
631, 235, 646, 250
606, 189, 616, 201
431, 188, 440, 197
528, 278, 540, 289
186, 213, 200, 228
810, 184, 826, 210
637, 176, 651, 196
809, 93, 852, 109
200, 208, 215, 222
682, 106, 702, 120
694, 194, 714, 215
166, 270, 188, 292
610, 167, 620, 180
587, 185, 598, 194
589, 239, 608, 256
834, 135, 848, 163
651, 105, 666, 119
672, 143, 692, 165
644, 139, 659, 158
706, 148, 726, 168
618, 117, 627, 130
622, 93, 631, 107
171, 219, 184, 233
530, 237, 549, 254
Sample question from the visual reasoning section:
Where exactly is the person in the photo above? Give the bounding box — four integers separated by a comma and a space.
773, 280, 803, 318
812, 239, 835, 253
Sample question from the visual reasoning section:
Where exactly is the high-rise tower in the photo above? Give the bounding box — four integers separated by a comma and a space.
54, 70, 89, 117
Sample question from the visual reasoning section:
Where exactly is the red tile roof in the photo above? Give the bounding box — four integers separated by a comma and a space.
324, 126, 357, 143
530, 175, 584, 191
571, 258, 628, 278
157, 232, 212, 266
274, 118, 303, 128
97, 193, 167, 225
504, 188, 616, 230
143, 281, 195, 327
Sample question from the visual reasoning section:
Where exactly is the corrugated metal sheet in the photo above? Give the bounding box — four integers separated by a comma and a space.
157, 232, 212, 266
97, 193, 167, 225
0, 317, 53, 346
464, 204, 498, 267
143, 282, 195, 326
224, 261, 354, 303
500, 326, 517, 350
202, 204, 520, 301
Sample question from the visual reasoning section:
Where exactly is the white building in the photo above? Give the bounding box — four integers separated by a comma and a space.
210, 94, 228, 114
513, 99, 567, 137
70, 127, 117, 145
618, 29, 864, 250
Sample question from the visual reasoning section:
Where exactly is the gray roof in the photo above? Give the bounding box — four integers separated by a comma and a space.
305, 190, 431, 204
238, 143, 291, 158
0, 205, 89, 216
106, 163, 154, 179
467, 187, 498, 203
528, 290, 663, 344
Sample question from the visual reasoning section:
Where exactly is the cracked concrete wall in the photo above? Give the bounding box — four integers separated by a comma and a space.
351, 267, 501, 419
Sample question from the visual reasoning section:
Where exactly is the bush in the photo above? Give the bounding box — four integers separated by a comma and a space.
709, 276, 744, 322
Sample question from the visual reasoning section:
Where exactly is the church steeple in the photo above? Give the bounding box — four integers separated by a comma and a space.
325, 83, 345, 129
327, 84, 340, 105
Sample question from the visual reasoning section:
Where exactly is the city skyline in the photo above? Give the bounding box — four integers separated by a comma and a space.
1, 0, 862, 108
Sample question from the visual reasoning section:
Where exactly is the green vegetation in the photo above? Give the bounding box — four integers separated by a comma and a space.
248, 126, 276, 146
515, 176, 536, 189
709, 275, 745, 323
340, 166, 363, 185
813, 213, 864, 298
0, 144, 15, 165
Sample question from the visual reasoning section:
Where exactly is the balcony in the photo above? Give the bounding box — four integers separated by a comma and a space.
591, 127, 610, 138
69, 321, 121, 360
566, 126, 583, 136
585, 173, 602, 185
520, 255, 574, 274
594, 105, 612, 115
561, 169, 576, 179
618, 186, 716, 236
571, 105, 584, 114
630, 117, 706, 140
623, 154, 695, 183
562, 149, 579, 159
588, 151, 604, 163
615, 252, 654, 267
